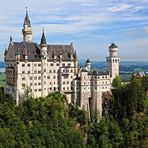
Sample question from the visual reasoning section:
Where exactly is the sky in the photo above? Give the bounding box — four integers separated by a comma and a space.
0, 0, 148, 61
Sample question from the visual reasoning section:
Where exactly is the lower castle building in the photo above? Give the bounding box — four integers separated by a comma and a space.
4, 10, 120, 119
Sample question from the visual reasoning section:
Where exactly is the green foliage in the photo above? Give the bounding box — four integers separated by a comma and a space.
142, 75, 148, 91
112, 76, 122, 89
0, 77, 147, 148
109, 78, 148, 147
0, 92, 85, 147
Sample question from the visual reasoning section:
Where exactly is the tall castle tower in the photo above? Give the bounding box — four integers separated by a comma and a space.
106, 43, 120, 82
40, 30, 48, 97
22, 8, 32, 42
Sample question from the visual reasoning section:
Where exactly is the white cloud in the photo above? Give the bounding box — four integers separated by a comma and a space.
144, 26, 148, 33
108, 3, 144, 13
0, 0, 148, 60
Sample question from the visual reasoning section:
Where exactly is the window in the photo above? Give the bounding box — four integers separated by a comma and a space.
38, 64, 41, 66
35, 89, 37, 92
51, 63, 54, 66
67, 81, 69, 84
22, 77, 25, 80
27, 64, 30, 67
38, 83, 41, 85
38, 89, 41, 91
28, 71, 30, 74
34, 77, 37, 80
63, 87, 65, 90
44, 69, 46, 72
56, 63, 59, 66
22, 64, 25, 67
63, 81, 65, 84
22, 71, 25, 74
22, 83, 25, 87
62, 63, 65, 67
34, 64, 37, 66
30, 77, 32, 80
68, 63, 71, 66
38, 71, 41, 73
71, 69, 73, 72
67, 87, 69, 90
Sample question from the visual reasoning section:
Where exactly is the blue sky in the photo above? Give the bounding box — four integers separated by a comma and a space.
0, 0, 148, 61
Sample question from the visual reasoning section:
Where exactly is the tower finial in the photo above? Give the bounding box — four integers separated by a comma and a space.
25, 6, 28, 12
10, 35, 12, 43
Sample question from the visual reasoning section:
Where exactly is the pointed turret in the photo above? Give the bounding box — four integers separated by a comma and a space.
23, 8, 31, 28
40, 30, 47, 55
40, 30, 47, 47
22, 7, 32, 42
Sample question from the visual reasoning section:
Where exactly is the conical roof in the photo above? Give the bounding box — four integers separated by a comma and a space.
40, 30, 47, 45
86, 59, 91, 63
109, 43, 118, 48
23, 9, 31, 27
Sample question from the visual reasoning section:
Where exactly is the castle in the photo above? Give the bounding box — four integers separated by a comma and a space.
4, 10, 120, 119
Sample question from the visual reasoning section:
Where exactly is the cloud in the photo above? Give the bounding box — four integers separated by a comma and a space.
144, 26, 148, 33
0, 0, 148, 61
108, 3, 144, 13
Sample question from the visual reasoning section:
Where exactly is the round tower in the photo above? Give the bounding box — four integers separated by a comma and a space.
85, 59, 91, 71
22, 8, 32, 42
106, 43, 120, 82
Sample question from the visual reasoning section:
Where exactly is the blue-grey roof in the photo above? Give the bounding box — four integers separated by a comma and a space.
5, 42, 76, 62
23, 10, 31, 27
86, 59, 91, 63
88, 70, 109, 76
109, 43, 118, 48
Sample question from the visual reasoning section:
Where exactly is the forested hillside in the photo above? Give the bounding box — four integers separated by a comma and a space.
0, 76, 148, 147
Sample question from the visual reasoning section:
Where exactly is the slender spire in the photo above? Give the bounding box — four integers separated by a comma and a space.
74, 50, 77, 60
40, 29, 47, 45
23, 7, 31, 27
10, 35, 12, 43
